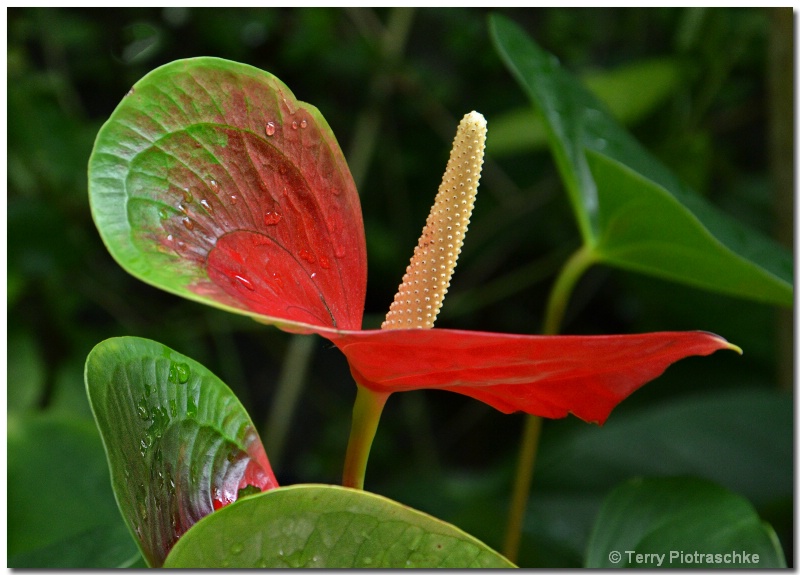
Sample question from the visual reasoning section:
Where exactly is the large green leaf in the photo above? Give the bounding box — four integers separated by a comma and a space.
8, 413, 141, 568
588, 151, 791, 302
585, 477, 786, 568
489, 14, 791, 307
164, 484, 515, 568
88, 57, 367, 334
85, 336, 278, 567
487, 57, 683, 157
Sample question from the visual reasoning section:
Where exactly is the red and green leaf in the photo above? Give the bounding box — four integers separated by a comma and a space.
88, 57, 367, 333
85, 336, 278, 567
329, 329, 740, 424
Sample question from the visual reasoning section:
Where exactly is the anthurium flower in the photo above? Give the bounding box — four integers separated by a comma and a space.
89, 58, 739, 488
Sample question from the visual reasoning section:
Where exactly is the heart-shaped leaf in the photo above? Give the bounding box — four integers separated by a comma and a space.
88, 57, 367, 333
85, 336, 278, 567
163, 484, 515, 568
489, 14, 792, 307
585, 477, 786, 568
329, 328, 740, 424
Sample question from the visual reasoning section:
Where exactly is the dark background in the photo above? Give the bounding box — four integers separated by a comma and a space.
7, 7, 793, 567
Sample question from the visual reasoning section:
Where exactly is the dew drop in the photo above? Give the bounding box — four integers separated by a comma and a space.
166, 234, 174, 242
265, 121, 276, 137
234, 275, 255, 291
271, 272, 283, 288
310, 272, 317, 279
182, 217, 194, 231
169, 398, 178, 417
300, 119, 308, 129
319, 255, 330, 269
263, 211, 282, 225
137, 399, 150, 420
200, 198, 213, 212
158, 207, 170, 220
334, 244, 347, 259
182, 187, 193, 203
298, 249, 315, 264
209, 179, 219, 193
291, 120, 298, 130
168, 361, 190, 384
230, 194, 239, 205
187, 396, 198, 418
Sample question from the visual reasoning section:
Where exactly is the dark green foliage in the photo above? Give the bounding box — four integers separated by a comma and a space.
8, 8, 792, 567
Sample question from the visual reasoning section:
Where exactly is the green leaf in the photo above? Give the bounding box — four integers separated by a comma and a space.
85, 336, 278, 567
588, 151, 791, 304
8, 413, 141, 568
489, 14, 791, 307
585, 477, 786, 568
520, 388, 791, 566
88, 57, 367, 333
487, 58, 682, 157
164, 484, 515, 568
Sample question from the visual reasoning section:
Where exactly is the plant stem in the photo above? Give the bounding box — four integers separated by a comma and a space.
541, 244, 597, 337
503, 245, 596, 562
342, 385, 390, 489
263, 334, 316, 468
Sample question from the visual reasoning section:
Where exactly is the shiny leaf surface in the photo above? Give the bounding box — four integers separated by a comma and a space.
585, 477, 786, 568
164, 484, 515, 568
85, 336, 278, 567
490, 14, 792, 307
88, 57, 367, 333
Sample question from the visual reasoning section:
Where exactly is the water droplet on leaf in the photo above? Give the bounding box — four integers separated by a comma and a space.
263, 211, 282, 225
234, 275, 255, 291
137, 400, 150, 420
200, 198, 213, 212
265, 121, 276, 137
319, 255, 330, 269
168, 361, 190, 384
158, 207, 170, 220
291, 120, 298, 130
298, 249, 315, 264
230, 194, 239, 205
300, 119, 308, 129
182, 217, 194, 231
209, 179, 219, 193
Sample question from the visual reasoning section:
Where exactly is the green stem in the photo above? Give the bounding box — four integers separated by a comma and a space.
541, 244, 597, 337
263, 334, 316, 468
342, 385, 390, 490
503, 245, 596, 562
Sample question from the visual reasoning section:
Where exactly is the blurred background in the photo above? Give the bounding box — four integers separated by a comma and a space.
7, 7, 792, 567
